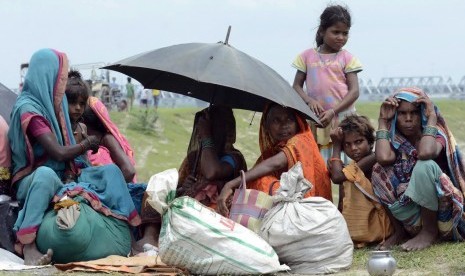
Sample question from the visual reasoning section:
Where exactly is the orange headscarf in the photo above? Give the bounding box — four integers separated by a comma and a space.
248, 104, 332, 200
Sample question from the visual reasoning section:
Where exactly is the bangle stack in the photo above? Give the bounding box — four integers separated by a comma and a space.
201, 137, 215, 149
423, 125, 438, 137
376, 129, 390, 141
329, 157, 343, 163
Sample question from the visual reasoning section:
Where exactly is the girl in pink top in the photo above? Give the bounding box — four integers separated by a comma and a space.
292, 5, 362, 163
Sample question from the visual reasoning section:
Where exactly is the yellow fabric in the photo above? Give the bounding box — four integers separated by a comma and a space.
53, 199, 79, 210
152, 89, 160, 96
342, 162, 392, 246
344, 57, 363, 73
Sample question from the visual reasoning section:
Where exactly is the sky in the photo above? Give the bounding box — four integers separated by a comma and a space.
1, 0, 464, 90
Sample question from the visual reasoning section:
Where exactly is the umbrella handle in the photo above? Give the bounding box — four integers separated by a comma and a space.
224, 26, 231, 45
191, 143, 203, 175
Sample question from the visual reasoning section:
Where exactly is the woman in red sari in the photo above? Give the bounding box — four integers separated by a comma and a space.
218, 103, 331, 216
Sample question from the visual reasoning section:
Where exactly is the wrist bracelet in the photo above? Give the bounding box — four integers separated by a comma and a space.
329, 157, 343, 163
201, 137, 215, 149
376, 129, 390, 140
423, 125, 438, 137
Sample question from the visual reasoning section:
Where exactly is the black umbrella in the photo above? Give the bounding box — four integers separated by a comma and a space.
0, 83, 18, 124
104, 28, 319, 123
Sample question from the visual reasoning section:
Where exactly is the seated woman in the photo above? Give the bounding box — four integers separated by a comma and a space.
8, 49, 141, 265
0, 115, 11, 196
82, 96, 136, 183
176, 106, 247, 207
218, 103, 331, 216
134, 105, 247, 252
372, 87, 465, 251
329, 114, 392, 247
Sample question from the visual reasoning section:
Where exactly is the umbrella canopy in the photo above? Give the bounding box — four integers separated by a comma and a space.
104, 42, 319, 123
0, 83, 18, 124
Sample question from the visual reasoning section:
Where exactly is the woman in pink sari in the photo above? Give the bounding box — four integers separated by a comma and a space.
82, 96, 136, 183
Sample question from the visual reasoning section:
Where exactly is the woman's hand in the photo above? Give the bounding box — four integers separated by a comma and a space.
85, 135, 100, 154
318, 109, 335, 127
307, 99, 325, 116
176, 175, 198, 197
196, 110, 212, 139
217, 183, 234, 217
415, 96, 435, 119
379, 97, 399, 122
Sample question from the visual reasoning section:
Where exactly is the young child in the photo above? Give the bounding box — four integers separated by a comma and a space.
328, 115, 392, 247
65, 70, 90, 143
292, 5, 362, 163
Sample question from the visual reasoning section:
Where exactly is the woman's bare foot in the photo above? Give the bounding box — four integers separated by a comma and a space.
23, 243, 53, 265
400, 228, 437, 251
401, 207, 438, 251
131, 224, 159, 256
376, 228, 407, 250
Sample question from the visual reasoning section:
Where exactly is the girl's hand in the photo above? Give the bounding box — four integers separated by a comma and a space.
415, 96, 435, 119
330, 127, 344, 145
379, 97, 399, 121
318, 109, 335, 127
217, 184, 233, 217
307, 99, 325, 116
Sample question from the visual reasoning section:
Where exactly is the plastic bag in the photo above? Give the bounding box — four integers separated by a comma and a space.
259, 162, 353, 274
146, 168, 288, 275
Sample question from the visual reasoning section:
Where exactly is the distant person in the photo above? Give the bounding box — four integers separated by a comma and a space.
152, 89, 161, 111
110, 77, 119, 91
125, 77, 135, 111
372, 87, 465, 251
292, 5, 362, 163
65, 70, 90, 144
140, 89, 150, 109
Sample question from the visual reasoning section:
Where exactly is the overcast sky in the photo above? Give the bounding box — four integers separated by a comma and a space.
1, 0, 464, 90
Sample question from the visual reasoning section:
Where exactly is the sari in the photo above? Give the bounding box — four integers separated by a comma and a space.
371, 87, 465, 240
8, 49, 141, 247
177, 106, 247, 208
248, 105, 332, 201
85, 96, 137, 182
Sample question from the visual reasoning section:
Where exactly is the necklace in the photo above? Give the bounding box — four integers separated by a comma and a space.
316, 46, 339, 66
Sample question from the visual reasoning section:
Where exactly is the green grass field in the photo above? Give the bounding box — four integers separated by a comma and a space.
110, 100, 465, 275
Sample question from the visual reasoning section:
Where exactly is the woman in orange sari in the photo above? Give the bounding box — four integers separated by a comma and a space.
218, 103, 331, 216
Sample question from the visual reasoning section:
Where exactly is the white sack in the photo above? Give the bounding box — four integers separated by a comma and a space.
259, 162, 353, 274
146, 168, 289, 275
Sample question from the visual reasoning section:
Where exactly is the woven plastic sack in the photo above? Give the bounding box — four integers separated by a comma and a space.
145, 168, 288, 275
229, 170, 274, 232
259, 162, 353, 274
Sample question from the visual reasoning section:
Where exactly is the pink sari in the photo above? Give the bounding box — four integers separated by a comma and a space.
86, 97, 137, 182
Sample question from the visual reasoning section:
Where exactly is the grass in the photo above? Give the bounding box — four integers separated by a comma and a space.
3, 101, 464, 275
